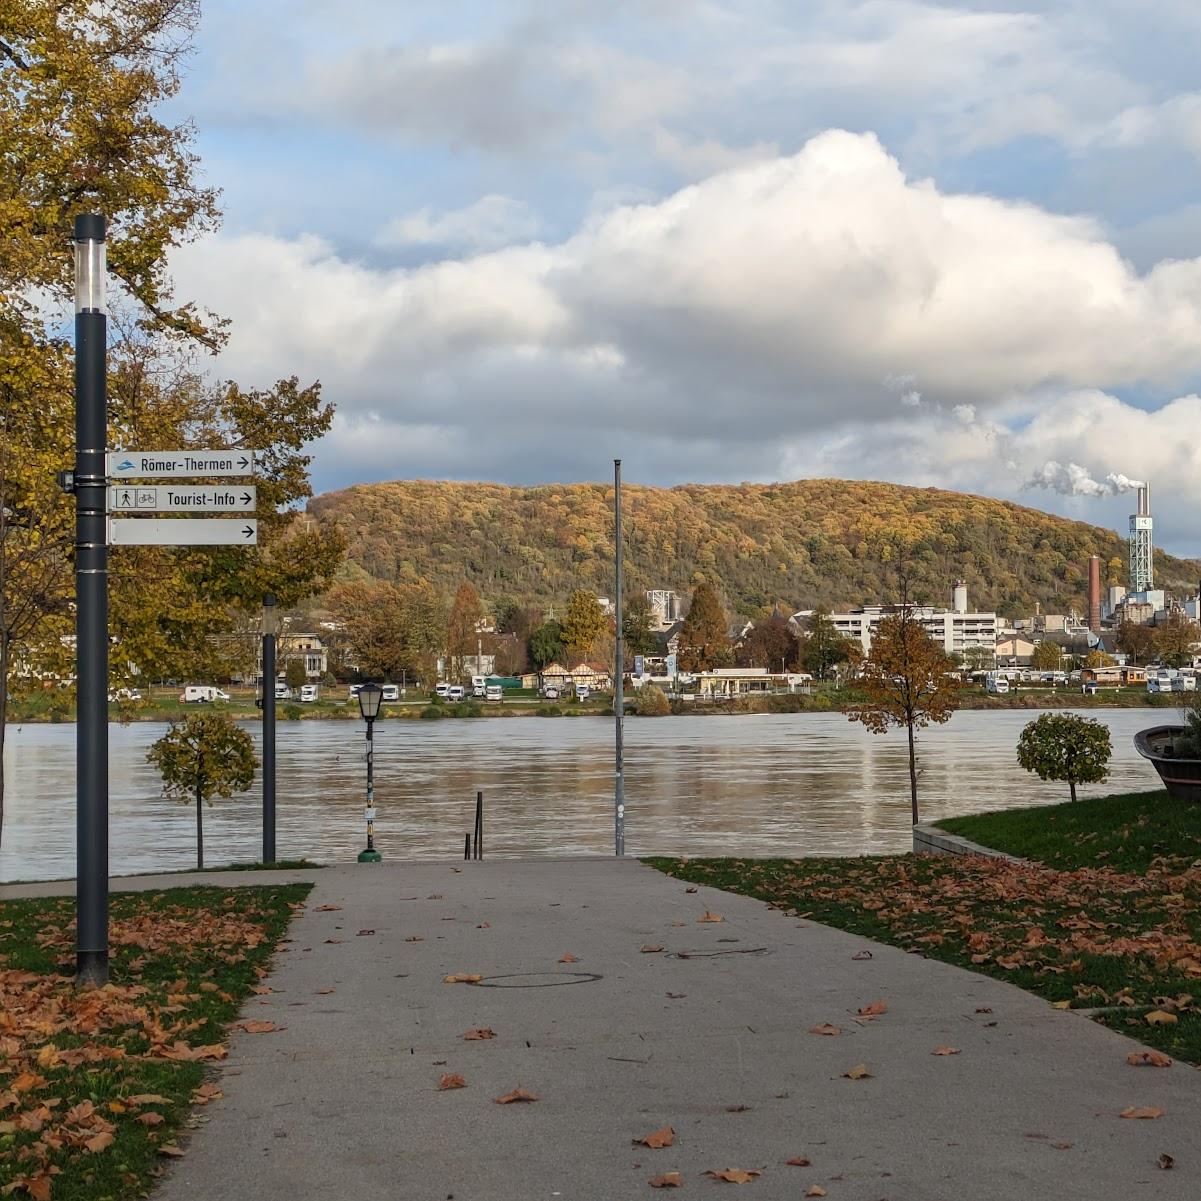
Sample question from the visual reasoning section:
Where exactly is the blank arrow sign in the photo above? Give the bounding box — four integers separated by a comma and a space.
108, 518, 258, 546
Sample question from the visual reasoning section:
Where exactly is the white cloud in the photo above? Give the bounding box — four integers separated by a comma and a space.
173, 131, 1201, 548
378, 195, 543, 252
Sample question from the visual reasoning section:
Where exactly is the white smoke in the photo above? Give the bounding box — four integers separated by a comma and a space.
1025, 460, 1145, 497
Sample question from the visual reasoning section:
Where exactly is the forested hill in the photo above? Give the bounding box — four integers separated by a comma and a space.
307, 479, 1200, 619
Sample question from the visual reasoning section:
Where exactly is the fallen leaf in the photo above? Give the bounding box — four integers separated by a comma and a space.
443, 974, 483, 984
704, 1168, 760, 1183
357, 929, 376, 937
158, 1145, 185, 1158
975, 1007, 993, 1014
857, 999, 888, 1017
405, 936, 424, 942
313, 904, 342, 911
324, 938, 343, 944
666, 992, 687, 999
842, 1063, 872, 1080
477, 922, 491, 929
685, 887, 698, 893
1051, 1000, 1072, 1010
641, 944, 665, 954
1145, 1010, 1179, 1026
438, 1074, 467, 1091
1127, 1050, 1173, 1068
494, 1087, 539, 1104
25, 1177, 52, 1201
808, 1023, 841, 1036
785, 1157, 811, 1167
237, 1021, 279, 1034
806, 1188, 827, 1198
252, 985, 273, 995
698, 912, 724, 923
1120, 1107, 1164, 1120
463, 1028, 495, 1040
1052, 1142, 1073, 1150
851, 950, 873, 960
636, 1126, 676, 1148
931, 1046, 961, 1056
1158, 1153, 1175, 1170
726, 1104, 751, 1113
85, 1131, 115, 1153
193, 1083, 223, 1104
125, 1094, 169, 1106
649, 1172, 683, 1188
316, 987, 336, 995
559, 953, 579, 963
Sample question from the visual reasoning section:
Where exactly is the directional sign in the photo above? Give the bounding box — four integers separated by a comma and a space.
108, 450, 256, 479
108, 485, 256, 513
108, 518, 258, 546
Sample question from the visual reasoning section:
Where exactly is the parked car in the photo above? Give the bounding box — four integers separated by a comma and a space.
448, 685, 465, 702
181, 685, 230, 703
542, 686, 560, 700
485, 683, 503, 702
299, 684, 319, 702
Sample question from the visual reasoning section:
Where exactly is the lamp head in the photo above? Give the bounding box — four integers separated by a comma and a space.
358, 681, 383, 721
73, 214, 106, 315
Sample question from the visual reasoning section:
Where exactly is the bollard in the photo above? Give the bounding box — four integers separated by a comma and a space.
464, 832, 471, 860
474, 790, 483, 860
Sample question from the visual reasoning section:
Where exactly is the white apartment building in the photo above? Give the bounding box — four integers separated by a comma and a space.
794, 583, 998, 658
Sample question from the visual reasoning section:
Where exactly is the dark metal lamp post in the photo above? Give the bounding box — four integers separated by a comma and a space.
356, 682, 383, 863
262, 594, 277, 863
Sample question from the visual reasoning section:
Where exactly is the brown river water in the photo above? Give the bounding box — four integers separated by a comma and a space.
0, 709, 1164, 881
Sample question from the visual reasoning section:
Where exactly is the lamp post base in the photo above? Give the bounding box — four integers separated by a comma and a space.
357, 848, 382, 863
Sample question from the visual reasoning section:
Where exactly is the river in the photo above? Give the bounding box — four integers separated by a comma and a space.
0, 709, 1163, 881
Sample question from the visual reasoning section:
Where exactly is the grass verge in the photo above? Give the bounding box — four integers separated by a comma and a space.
647, 847, 1201, 1065
0, 882, 310, 1200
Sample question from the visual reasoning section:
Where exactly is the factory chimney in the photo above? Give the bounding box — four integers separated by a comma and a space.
1129, 484, 1153, 594
1087, 555, 1102, 633
952, 580, 968, 614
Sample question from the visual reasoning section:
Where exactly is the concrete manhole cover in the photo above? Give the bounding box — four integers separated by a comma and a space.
475, 971, 603, 988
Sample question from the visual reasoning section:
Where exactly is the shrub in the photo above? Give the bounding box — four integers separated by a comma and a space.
451, 701, 483, 718
282, 703, 303, 721
535, 704, 564, 717
1016, 713, 1112, 802
633, 685, 671, 716
420, 705, 443, 720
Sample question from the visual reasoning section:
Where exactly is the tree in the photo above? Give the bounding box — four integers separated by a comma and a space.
800, 609, 858, 679
849, 612, 959, 824
1030, 640, 1063, 672
1084, 649, 1116, 669
633, 684, 672, 716
446, 583, 484, 679
327, 580, 445, 684
736, 614, 799, 670
561, 591, 607, 663
147, 712, 257, 869
529, 620, 566, 668
1016, 714, 1111, 803
285, 659, 307, 692
1116, 617, 1156, 665
961, 645, 996, 674
677, 583, 731, 672
1154, 610, 1199, 669
621, 593, 659, 658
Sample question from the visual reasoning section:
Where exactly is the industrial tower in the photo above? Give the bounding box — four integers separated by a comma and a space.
1129, 485, 1153, 593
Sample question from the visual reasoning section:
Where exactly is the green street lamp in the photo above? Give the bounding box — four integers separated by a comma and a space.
356, 682, 383, 863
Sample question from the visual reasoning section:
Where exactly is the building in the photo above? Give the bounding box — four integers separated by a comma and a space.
794, 584, 997, 659
258, 633, 328, 681
693, 667, 812, 697
646, 589, 683, 629
995, 635, 1037, 667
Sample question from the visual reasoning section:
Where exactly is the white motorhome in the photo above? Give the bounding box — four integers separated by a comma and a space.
299, 684, 319, 702
181, 685, 230, 703
485, 683, 503, 702
985, 675, 1009, 695
471, 675, 487, 698
381, 684, 400, 702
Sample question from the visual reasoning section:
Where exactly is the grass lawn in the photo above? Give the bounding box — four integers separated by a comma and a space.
648, 794, 1201, 1064
0, 883, 310, 1200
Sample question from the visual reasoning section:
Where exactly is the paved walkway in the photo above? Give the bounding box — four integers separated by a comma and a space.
8, 860, 1200, 1199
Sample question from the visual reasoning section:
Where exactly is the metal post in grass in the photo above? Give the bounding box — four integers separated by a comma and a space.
73, 214, 109, 987
262, 593, 277, 863
614, 458, 625, 857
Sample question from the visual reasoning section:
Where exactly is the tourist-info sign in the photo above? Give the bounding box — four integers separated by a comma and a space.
108, 486, 256, 513
108, 519, 258, 546
108, 450, 256, 479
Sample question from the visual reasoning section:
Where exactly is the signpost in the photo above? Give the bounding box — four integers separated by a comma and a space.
109, 485, 256, 512
108, 518, 258, 546
109, 450, 256, 478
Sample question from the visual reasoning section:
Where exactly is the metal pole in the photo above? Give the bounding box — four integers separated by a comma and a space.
614, 459, 625, 856
262, 594, 277, 863
475, 790, 483, 860
364, 718, 375, 855
74, 214, 109, 986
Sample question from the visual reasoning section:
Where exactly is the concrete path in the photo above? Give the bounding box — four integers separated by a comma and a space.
9, 860, 1201, 1198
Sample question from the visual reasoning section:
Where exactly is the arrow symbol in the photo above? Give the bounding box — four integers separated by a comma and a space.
241, 493, 252, 505
242, 525, 254, 539
238, 455, 250, 470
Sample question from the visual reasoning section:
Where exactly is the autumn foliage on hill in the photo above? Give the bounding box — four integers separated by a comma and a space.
309, 479, 1200, 618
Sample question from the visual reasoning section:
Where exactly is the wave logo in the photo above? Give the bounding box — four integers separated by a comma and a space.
115, 459, 134, 472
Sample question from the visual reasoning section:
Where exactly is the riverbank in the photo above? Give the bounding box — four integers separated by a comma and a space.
649, 788, 1201, 1065
6, 685, 1178, 723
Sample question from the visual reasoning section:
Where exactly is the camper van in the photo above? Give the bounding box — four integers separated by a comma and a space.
985, 675, 1009, 695
275, 680, 292, 700
299, 684, 319, 703
485, 683, 504, 703
471, 675, 487, 698
381, 684, 400, 702
435, 682, 451, 699
181, 685, 230, 703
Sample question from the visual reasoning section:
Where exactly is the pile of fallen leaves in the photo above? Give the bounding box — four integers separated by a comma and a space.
0, 885, 308, 1200
650, 854, 1201, 1063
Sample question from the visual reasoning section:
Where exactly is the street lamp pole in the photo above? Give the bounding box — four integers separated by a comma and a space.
262, 594, 277, 863
74, 214, 109, 987
357, 682, 383, 863
614, 458, 625, 857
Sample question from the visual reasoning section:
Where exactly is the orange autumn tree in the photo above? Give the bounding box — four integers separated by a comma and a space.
849, 610, 959, 825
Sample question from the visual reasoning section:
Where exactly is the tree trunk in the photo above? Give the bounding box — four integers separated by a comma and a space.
0, 628, 7, 852
907, 717, 919, 824
1069, 779, 1077, 804
196, 779, 204, 870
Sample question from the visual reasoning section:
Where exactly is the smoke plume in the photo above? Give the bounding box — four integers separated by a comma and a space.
1025, 461, 1145, 497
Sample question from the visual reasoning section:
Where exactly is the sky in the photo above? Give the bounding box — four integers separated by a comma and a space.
162, 0, 1201, 554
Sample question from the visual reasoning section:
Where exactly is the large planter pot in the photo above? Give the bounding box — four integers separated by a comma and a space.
1134, 725, 1201, 801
